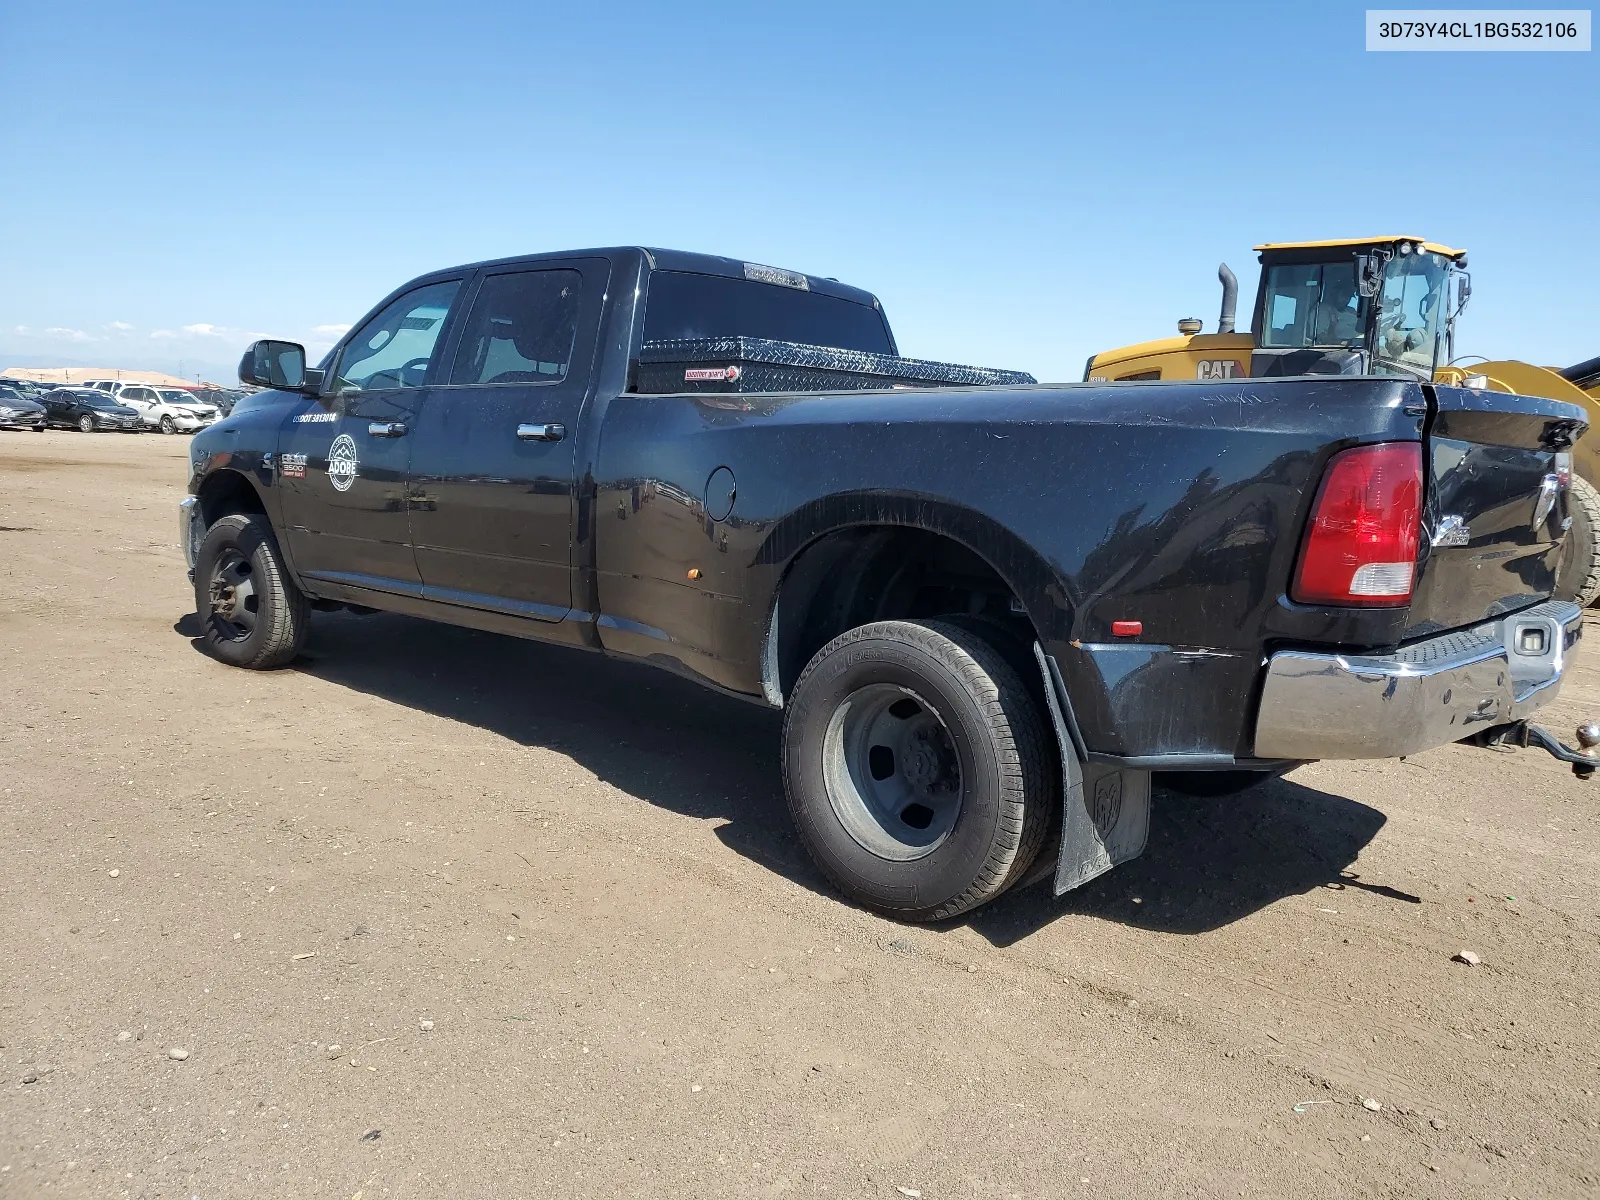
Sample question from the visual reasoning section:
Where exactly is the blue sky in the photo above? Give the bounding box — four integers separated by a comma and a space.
1, 0, 1595, 384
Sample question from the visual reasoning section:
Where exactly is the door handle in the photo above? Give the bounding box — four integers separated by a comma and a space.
367, 421, 408, 438
517, 422, 566, 442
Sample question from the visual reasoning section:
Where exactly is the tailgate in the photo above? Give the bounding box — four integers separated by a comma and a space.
1407, 382, 1588, 635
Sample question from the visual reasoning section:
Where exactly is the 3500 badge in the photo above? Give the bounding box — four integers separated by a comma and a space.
327, 434, 359, 492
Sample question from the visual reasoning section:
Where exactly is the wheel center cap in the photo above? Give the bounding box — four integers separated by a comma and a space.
903, 742, 940, 789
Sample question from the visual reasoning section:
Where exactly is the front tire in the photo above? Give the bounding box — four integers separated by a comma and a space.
78, 414, 94, 433
160, 414, 176, 434
782, 619, 1053, 922
193, 513, 310, 668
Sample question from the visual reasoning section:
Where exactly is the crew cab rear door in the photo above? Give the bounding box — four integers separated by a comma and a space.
1407, 382, 1587, 635
405, 259, 609, 621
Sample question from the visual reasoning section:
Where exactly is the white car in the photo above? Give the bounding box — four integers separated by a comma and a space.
111, 384, 219, 434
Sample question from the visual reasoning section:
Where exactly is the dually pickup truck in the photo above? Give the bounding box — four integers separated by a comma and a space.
183, 246, 1592, 921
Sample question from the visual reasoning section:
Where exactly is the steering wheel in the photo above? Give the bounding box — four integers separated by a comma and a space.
356, 358, 433, 391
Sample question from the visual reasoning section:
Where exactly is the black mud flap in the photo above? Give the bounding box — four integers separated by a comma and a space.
1034, 644, 1151, 893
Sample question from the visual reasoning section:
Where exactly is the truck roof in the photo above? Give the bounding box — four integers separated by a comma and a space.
432, 246, 885, 311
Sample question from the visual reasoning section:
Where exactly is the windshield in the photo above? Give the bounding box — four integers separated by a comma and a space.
1260, 261, 1366, 349
159, 390, 193, 403
1374, 251, 1450, 373
86, 394, 122, 407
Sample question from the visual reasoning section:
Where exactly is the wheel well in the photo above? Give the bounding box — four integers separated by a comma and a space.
197, 470, 266, 527
770, 527, 1038, 701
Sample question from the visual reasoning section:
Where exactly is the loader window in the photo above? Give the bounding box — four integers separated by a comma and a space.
1374, 253, 1449, 374
1260, 262, 1365, 349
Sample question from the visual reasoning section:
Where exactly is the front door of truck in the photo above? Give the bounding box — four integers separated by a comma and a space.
274, 278, 463, 591
406, 261, 606, 620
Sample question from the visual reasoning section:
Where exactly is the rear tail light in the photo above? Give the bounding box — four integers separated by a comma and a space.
1292, 441, 1423, 607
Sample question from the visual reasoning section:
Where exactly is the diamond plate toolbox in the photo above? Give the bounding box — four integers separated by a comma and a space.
636, 337, 1036, 394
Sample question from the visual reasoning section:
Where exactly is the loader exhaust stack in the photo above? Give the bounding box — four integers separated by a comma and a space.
1217, 264, 1238, 335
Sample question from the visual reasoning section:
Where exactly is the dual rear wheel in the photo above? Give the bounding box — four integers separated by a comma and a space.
782, 619, 1054, 922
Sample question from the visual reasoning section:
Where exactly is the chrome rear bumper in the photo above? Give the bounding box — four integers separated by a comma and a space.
1253, 600, 1583, 760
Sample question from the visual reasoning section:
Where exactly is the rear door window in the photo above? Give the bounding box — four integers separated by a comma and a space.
642, 270, 893, 354
447, 270, 583, 385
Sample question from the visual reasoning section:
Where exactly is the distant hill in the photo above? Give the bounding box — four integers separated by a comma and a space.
0, 365, 229, 388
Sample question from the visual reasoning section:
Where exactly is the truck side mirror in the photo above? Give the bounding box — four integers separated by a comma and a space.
239, 340, 308, 391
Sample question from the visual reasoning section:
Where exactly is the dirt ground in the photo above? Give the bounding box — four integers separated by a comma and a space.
1, 429, 1598, 1200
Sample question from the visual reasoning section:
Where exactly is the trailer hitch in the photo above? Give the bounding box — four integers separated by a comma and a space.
1468, 721, 1600, 779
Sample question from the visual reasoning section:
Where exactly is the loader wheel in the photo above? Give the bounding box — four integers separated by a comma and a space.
1555, 474, 1600, 608
782, 619, 1052, 922
193, 513, 310, 669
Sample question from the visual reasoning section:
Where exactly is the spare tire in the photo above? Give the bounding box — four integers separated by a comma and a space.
1555, 474, 1600, 608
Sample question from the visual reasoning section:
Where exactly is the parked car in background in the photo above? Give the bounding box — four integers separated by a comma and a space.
0, 387, 47, 430
39, 388, 144, 432
0, 377, 51, 401
194, 387, 247, 416
114, 384, 219, 433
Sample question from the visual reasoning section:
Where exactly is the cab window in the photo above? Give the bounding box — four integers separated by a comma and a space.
1373, 253, 1449, 373
448, 270, 583, 385
334, 280, 462, 392
1260, 262, 1365, 349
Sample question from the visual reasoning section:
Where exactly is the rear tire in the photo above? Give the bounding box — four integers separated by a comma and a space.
193, 513, 310, 669
1555, 474, 1600, 608
782, 619, 1052, 922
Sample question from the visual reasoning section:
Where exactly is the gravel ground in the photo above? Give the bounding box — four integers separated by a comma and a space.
2, 429, 1598, 1199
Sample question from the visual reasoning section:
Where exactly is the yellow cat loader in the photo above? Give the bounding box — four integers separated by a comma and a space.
1086, 237, 1600, 604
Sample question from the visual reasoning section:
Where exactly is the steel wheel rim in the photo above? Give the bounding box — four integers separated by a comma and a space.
821, 683, 964, 861
206, 547, 259, 641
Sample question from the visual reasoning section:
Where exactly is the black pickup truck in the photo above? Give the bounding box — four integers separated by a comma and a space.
182, 246, 1589, 921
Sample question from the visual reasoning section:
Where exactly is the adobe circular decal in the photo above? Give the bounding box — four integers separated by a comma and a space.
327, 434, 359, 492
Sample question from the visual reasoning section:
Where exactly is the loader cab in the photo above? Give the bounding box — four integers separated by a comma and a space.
1083, 236, 1469, 385
1250, 237, 1468, 380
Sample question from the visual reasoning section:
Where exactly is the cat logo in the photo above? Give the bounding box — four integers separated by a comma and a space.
1197, 359, 1247, 380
